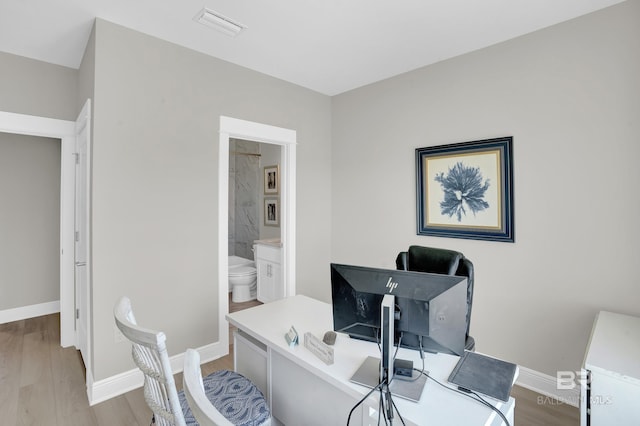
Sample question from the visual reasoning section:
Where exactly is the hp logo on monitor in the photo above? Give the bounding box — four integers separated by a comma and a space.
386, 277, 399, 292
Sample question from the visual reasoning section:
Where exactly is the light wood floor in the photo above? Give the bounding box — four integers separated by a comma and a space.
1, 310, 578, 426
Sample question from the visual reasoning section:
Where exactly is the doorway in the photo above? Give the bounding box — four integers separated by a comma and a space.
0, 106, 91, 374
218, 116, 296, 349
228, 138, 281, 261
227, 139, 281, 322
0, 133, 60, 321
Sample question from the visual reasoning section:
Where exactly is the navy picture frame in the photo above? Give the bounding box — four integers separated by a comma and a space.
416, 137, 514, 242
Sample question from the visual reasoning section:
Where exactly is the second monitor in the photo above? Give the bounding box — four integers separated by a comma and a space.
330, 263, 468, 357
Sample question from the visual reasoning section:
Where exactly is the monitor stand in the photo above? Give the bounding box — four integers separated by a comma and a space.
350, 356, 428, 403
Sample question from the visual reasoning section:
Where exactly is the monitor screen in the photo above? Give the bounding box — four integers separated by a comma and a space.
331, 263, 468, 356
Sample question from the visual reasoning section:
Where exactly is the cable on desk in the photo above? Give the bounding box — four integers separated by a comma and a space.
378, 387, 386, 426
389, 394, 406, 426
346, 382, 383, 425
469, 389, 511, 426
380, 386, 389, 426
384, 333, 406, 426
395, 336, 426, 383
415, 369, 511, 426
348, 334, 407, 426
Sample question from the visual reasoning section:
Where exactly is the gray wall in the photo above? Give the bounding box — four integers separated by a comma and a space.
89, 19, 332, 381
331, 0, 640, 377
0, 51, 76, 315
78, 24, 96, 118
0, 133, 61, 310
0, 51, 77, 120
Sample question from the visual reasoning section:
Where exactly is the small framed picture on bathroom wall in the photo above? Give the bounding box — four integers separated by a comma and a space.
264, 165, 279, 195
264, 198, 279, 226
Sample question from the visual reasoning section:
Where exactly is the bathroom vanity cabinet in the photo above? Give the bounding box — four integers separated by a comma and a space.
254, 241, 283, 303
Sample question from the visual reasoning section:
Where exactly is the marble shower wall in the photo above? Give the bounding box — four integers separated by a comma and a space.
229, 139, 260, 260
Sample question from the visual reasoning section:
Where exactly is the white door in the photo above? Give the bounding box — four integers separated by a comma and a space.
75, 100, 91, 368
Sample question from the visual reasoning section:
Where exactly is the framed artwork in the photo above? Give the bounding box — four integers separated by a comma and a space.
264, 198, 279, 226
416, 136, 514, 242
264, 165, 279, 195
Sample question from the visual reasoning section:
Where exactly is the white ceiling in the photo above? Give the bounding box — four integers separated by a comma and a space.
0, 0, 625, 95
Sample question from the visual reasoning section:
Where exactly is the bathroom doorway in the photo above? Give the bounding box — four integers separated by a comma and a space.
228, 138, 281, 314
218, 116, 297, 351
228, 138, 281, 262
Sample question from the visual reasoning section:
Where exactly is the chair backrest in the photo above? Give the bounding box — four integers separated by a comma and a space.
113, 296, 186, 426
396, 245, 475, 350
183, 349, 234, 426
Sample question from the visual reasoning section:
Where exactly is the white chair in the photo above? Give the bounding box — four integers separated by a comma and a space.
114, 296, 270, 426
183, 349, 271, 426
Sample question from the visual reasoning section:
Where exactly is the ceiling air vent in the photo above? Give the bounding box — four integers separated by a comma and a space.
194, 8, 247, 37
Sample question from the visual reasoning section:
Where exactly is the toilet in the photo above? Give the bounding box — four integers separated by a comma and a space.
228, 255, 258, 303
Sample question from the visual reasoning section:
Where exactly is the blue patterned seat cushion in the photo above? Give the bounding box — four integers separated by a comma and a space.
179, 369, 270, 426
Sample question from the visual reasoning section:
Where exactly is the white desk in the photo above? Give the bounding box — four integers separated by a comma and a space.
226, 295, 515, 426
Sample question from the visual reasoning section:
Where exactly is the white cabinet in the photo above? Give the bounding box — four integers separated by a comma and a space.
270, 350, 362, 426
254, 242, 283, 303
581, 311, 640, 426
234, 330, 269, 400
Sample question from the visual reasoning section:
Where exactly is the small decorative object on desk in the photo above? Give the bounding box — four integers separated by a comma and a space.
323, 330, 337, 345
284, 326, 299, 347
304, 332, 334, 365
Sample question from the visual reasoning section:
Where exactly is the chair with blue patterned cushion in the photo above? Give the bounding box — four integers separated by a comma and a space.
183, 348, 271, 426
114, 296, 271, 426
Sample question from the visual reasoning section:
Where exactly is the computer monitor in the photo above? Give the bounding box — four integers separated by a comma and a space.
330, 263, 468, 357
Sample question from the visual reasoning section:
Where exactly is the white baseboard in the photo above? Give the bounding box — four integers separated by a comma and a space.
0, 300, 60, 324
87, 340, 229, 406
516, 365, 581, 407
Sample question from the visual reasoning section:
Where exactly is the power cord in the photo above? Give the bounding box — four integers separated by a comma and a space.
347, 333, 407, 426
468, 389, 511, 426
349, 335, 509, 425
394, 335, 425, 383
383, 333, 406, 426
346, 382, 383, 425
416, 369, 511, 426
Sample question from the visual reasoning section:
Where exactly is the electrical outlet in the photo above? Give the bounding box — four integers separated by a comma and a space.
114, 325, 126, 343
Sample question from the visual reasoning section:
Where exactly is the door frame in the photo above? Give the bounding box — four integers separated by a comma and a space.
0, 110, 76, 347
218, 116, 296, 349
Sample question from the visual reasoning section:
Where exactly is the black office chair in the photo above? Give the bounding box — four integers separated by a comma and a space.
395, 245, 475, 351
